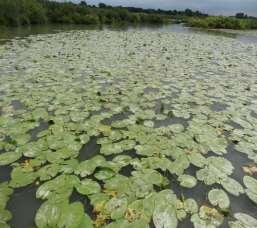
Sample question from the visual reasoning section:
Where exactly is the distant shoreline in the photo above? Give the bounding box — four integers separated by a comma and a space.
1, 0, 257, 30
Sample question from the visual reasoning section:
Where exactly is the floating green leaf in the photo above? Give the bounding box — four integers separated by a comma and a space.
75, 179, 101, 195
243, 176, 257, 204
229, 213, 257, 228
153, 204, 178, 228
105, 197, 128, 220
178, 175, 197, 188
35, 201, 84, 228
220, 177, 244, 196
208, 189, 230, 209
0, 151, 22, 166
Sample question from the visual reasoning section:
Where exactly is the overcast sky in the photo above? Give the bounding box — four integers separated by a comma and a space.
66, 0, 257, 16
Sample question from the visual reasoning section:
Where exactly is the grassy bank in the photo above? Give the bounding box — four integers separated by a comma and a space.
187, 16, 257, 30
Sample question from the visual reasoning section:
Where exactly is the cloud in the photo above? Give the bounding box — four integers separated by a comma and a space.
64, 0, 257, 16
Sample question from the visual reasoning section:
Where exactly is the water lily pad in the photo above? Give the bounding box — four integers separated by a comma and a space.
153, 204, 178, 228
94, 168, 116, 180
0, 151, 22, 166
35, 200, 84, 228
37, 164, 60, 181
9, 166, 38, 188
220, 177, 244, 196
100, 140, 136, 156
170, 155, 190, 176
58, 202, 85, 228
0, 208, 12, 223
36, 175, 78, 200
188, 152, 206, 168
2, 26, 257, 228
76, 155, 106, 177
105, 197, 128, 220
77, 214, 94, 228
104, 174, 131, 194
196, 156, 234, 185
35, 201, 62, 227
192, 205, 224, 227
75, 179, 101, 195
243, 176, 257, 204
184, 198, 198, 214
178, 175, 197, 188
208, 189, 230, 209
231, 213, 257, 228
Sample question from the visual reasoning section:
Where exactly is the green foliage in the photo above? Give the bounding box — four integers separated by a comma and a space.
0, 0, 47, 26
1, 0, 256, 29
0, 0, 167, 27
188, 16, 257, 30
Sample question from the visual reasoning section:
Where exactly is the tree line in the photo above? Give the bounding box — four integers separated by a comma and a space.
188, 15, 257, 30
1, 0, 256, 30
0, 0, 208, 27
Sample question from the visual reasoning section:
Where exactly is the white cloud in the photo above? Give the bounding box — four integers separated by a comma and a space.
62, 0, 257, 16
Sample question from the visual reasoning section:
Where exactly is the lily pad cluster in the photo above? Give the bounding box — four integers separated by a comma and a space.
0, 29, 257, 227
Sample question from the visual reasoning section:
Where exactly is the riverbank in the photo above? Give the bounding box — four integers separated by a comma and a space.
187, 16, 257, 30
2, 1, 257, 31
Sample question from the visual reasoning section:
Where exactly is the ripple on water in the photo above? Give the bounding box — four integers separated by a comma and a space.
78, 136, 101, 162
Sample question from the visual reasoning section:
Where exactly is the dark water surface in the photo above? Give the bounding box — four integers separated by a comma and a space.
1, 23, 257, 45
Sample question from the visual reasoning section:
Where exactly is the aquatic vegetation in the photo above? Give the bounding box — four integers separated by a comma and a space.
229, 213, 257, 228
243, 176, 257, 204
0, 29, 257, 227
208, 189, 230, 209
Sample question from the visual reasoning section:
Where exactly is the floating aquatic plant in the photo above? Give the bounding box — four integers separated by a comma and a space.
0, 28, 257, 227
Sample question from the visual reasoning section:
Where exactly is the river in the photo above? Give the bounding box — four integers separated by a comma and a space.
0, 23, 257, 228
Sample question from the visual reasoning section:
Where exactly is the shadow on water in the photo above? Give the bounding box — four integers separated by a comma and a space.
251, 111, 257, 119
164, 169, 211, 206
0, 166, 12, 183
237, 34, 257, 44
105, 149, 144, 161
155, 116, 189, 128
11, 100, 24, 110
225, 143, 254, 183
119, 164, 134, 177
7, 186, 42, 228
101, 112, 132, 125
209, 101, 228, 112
0, 24, 102, 42
230, 193, 257, 218
28, 120, 49, 141
179, 217, 194, 228
227, 120, 244, 130
70, 190, 94, 219
78, 136, 101, 162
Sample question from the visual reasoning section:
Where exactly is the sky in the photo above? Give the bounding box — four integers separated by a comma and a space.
66, 0, 257, 16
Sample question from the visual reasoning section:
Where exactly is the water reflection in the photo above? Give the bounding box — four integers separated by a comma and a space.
1, 23, 257, 45
0, 24, 102, 40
